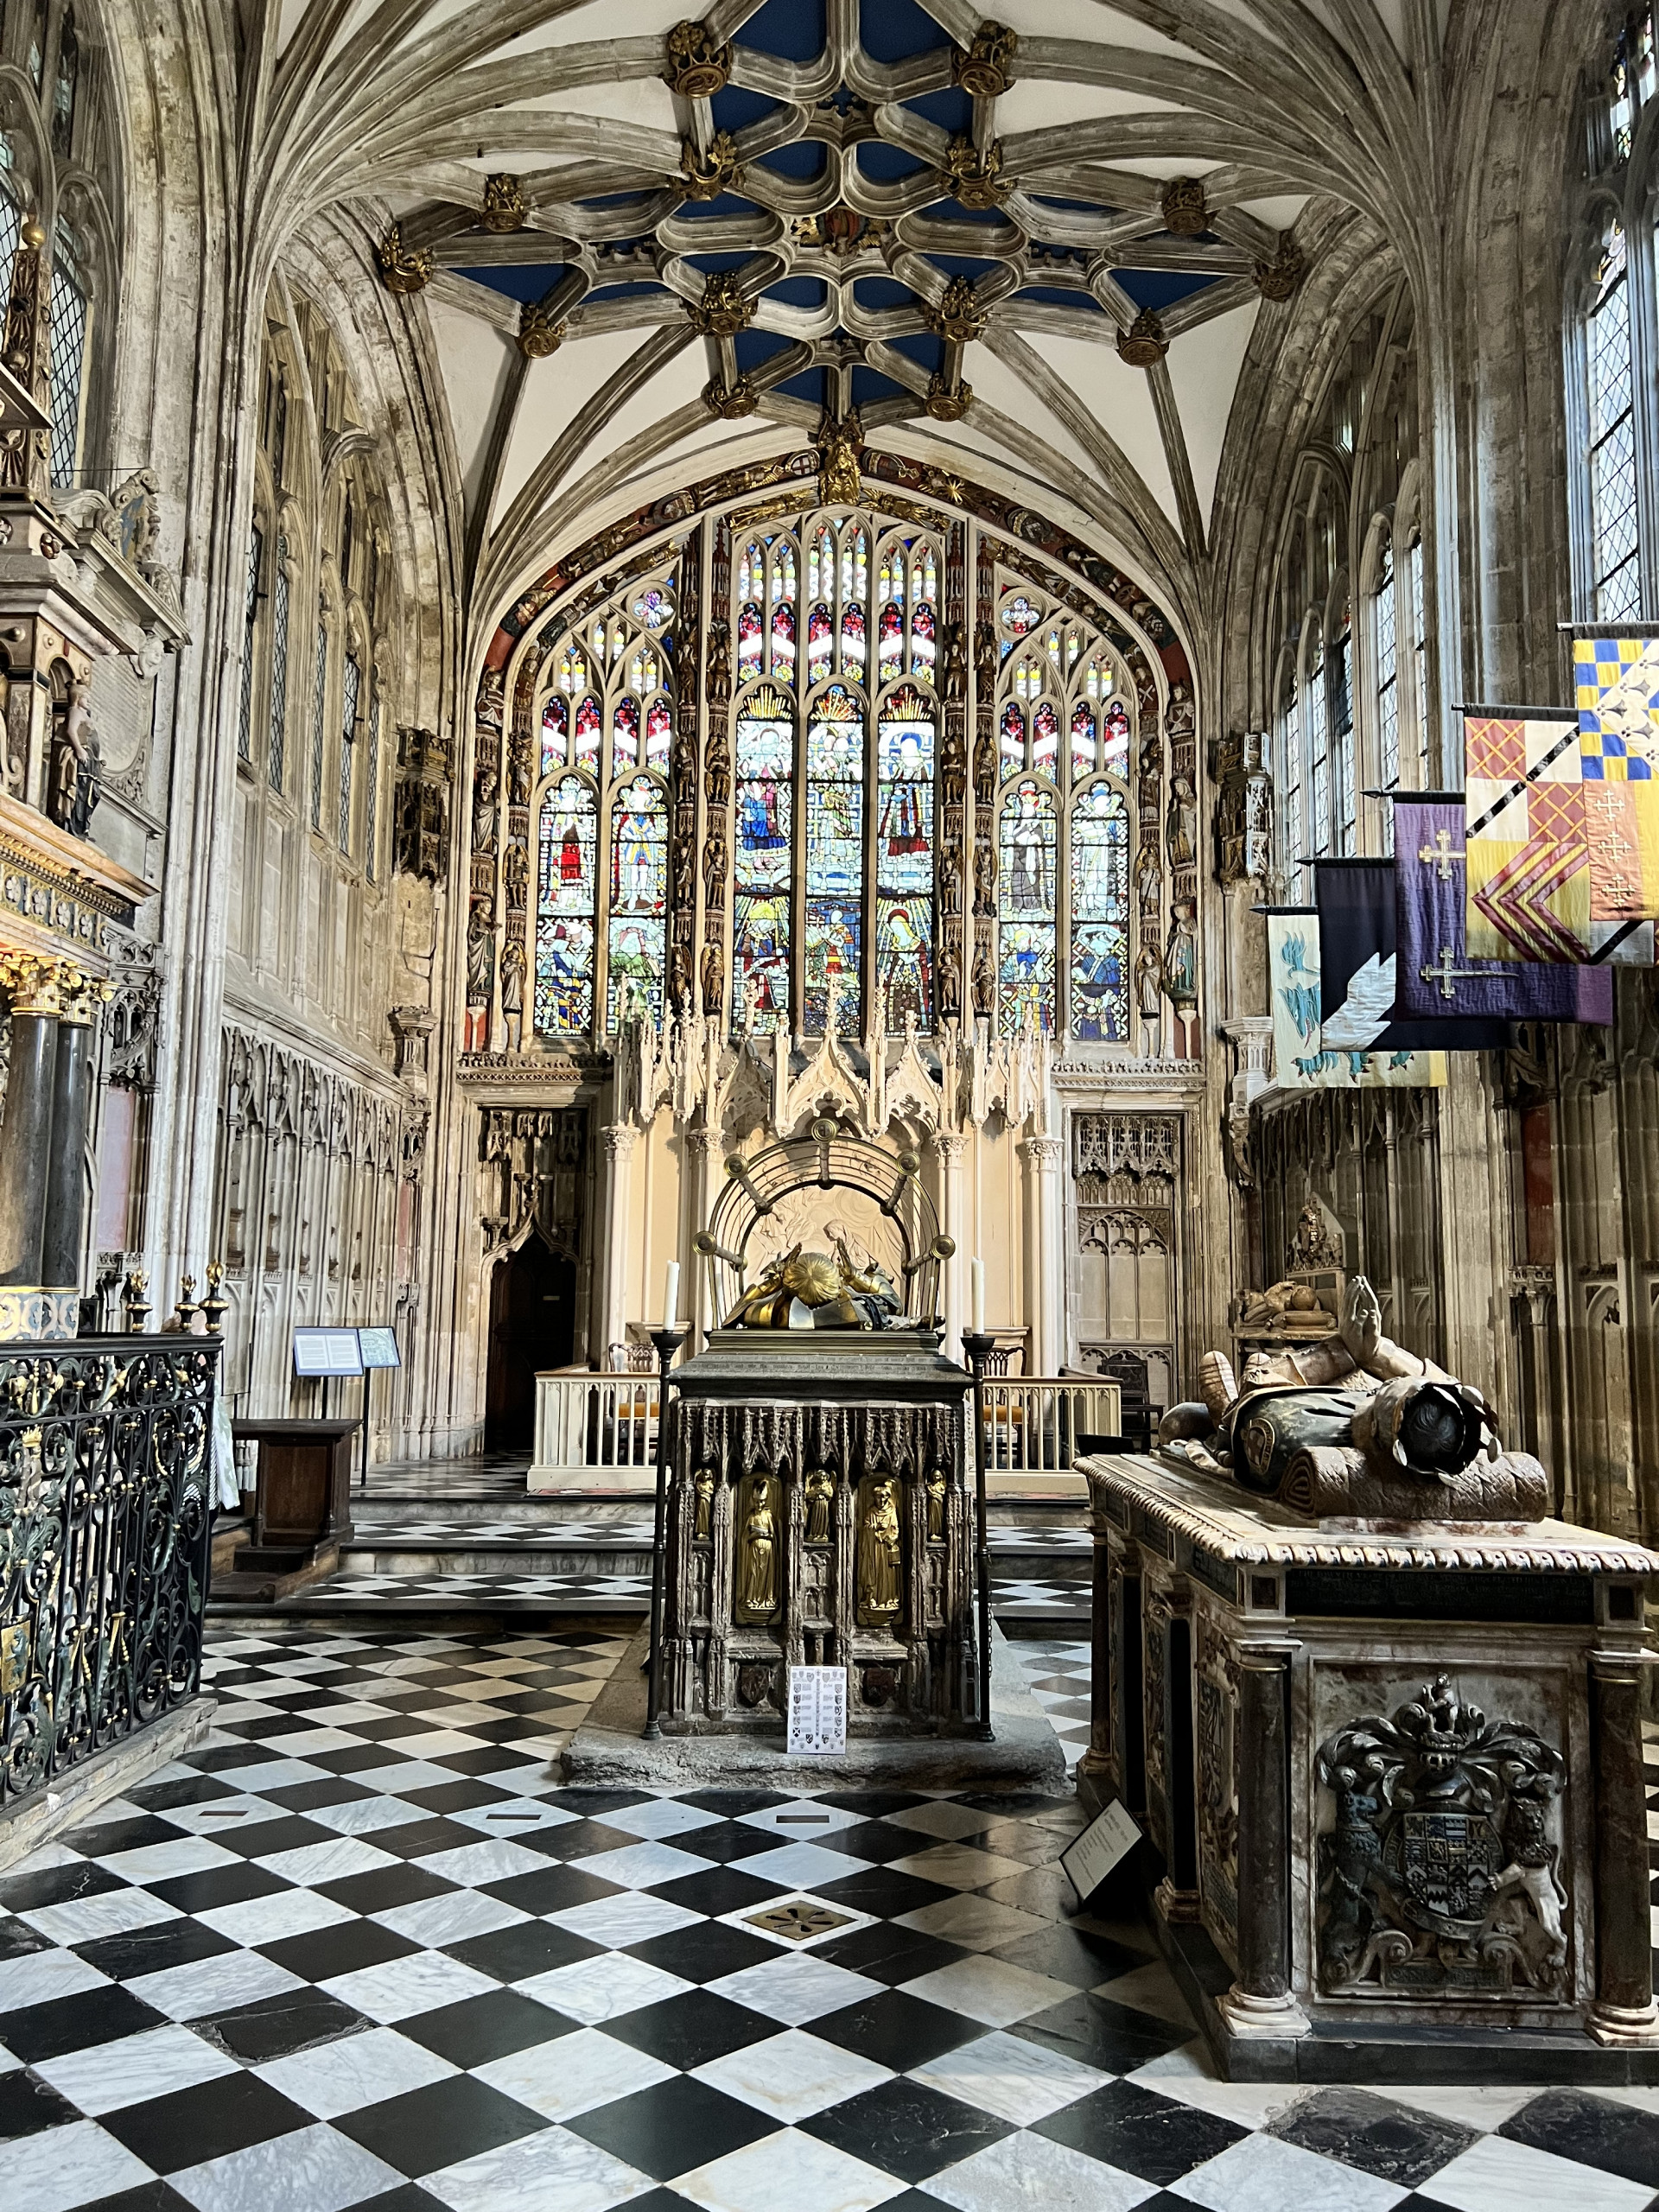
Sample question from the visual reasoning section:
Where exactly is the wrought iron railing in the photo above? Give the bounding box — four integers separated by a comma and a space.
0, 1337, 219, 1808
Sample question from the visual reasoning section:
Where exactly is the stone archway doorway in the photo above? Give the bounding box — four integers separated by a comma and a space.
485, 1232, 575, 1452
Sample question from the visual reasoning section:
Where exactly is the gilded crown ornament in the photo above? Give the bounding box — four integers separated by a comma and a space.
1161, 176, 1208, 237
678, 130, 744, 201
518, 302, 566, 359
941, 135, 1010, 210
795, 205, 887, 257
374, 225, 432, 295
702, 373, 757, 418
925, 372, 973, 421
122, 1269, 150, 1332
1255, 235, 1306, 301
200, 1260, 230, 1335
1117, 308, 1169, 365
663, 18, 732, 98
686, 269, 751, 336
480, 174, 528, 233
925, 276, 986, 345
953, 21, 1017, 98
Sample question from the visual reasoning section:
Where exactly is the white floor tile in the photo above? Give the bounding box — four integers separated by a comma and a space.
0, 1946, 111, 2010
889, 1844, 1033, 1891
168, 2119, 405, 2212
730, 1840, 865, 1890
257, 2024, 459, 2118
126, 1948, 307, 2021
21, 1886, 181, 1945
321, 1948, 500, 2022
414, 1837, 555, 1886
474, 2024, 677, 2118
706, 1949, 884, 2026
35, 2022, 242, 2114
4, 2118, 156, 2212
600, 1797, 724, 1840
547, 1891, 703, 1947
672, 2123, 902, 2212
197, 1886, 358, 1944
899, 1955, 1075, 2027
911, 2028, 1108, 2125
256, 1834, 402, 1886
517, 1950, 692, 2024
370, 1886, 529, 1946
423, 2121, 652, 2212
91, 1834, 242, 1883
691, 2027, 893, 2122
927, 2130, 1156, 2212
893, 1894, 1048, 1951
1179, 2131, 1408, 2212
1413, 2131, 1656, 2211
572, 1839, 718, 1890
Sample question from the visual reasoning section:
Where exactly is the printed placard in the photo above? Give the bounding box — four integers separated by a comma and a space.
786, 1665, 848, 1755
1061, 1798, 1142, 1904
291, 1327, 365, 1378
356, 1326, 402, 1370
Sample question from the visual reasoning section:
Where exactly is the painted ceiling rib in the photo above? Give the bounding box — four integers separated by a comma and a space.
1146, 353, 1206, 559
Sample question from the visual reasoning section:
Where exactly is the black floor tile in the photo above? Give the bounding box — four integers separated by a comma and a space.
258, 1917, 420, 1980
0, 2064, 80, 2139
652, 1867, 788, 1921
480, 1862, 621, 1915
444, 1920, 601, 1982
816, 1791, 932, 1817
126, 1773, 241, 1814
147, 1862, 292, 1915
196, 1983, 369, 2063
1010, 1990, 1191, 2075
0, 1859, 127, 1913
400, 1986, 582, 2067
522, 1819, 640, 1863
811, 1988, 982, 2070
1039, 2079, 1248, 2183
315, 1864, 459, 1914
334, 2073, 549, 2177
988, 1921, 1147, 1989
1268, 2085, 1478, 2188
675, 1790, 793, 1818
257, 1776, 380, 1814
355, 1816, 481, 1863
0, 1912, 53, 1958
209, 1814, 340, 1860
75, 1916, 238, 1982
622, 1921, 777, 1985
73, 2183, 196, 2211
804, 2076, 1012, 2183
400, 1778, 515, 1815
101, 2069, 315, 2169
336, 2190, 451, 2212
63, 1814, 189, 1859
811, 1866, 956, 1918
0, 1984, 168, 2063
188, 1741, 291, 1775
306, 1744, 420, 1775
804, 1921, 971, 1987
1501, 2087, 1659, 2189
817, 1820, 932, 1866
566, 2074, 774, 2181
542, 1789, 653, 1815
670, 1819, 792, 1867
603, 1987, 782, 2069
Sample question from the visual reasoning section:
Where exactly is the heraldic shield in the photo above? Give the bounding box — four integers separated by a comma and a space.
1315, 1674, 1569, 1999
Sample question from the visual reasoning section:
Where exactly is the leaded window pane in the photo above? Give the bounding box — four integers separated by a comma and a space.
46, 226, 87, 484
338, 655, 359, 851
365, 697, 380, 880
235, 525, 261, 762
310, 622, 327, 830
267, 542, 290, 790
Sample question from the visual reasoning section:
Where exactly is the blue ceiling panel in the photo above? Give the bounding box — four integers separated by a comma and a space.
888, 331, 945, 373
1014, 285, 1105, 313
711, 84, 780, 134
585, 279, 670, 302
737, 0, 825, 62
855, 141, 928, 183
928, 252, 1002, 280
674, 194, 760, 221
756, 138, 828, 181
851, 365, 906, 406
766, 274, 829, 308
860, 0, 951, 62
454, 264, 564, 302
1115, 268, 1220, 312
684, 250, 754, 273
779, 366, 828, 405
734, 327, 796, 369
905, 86, 973, 136
852, 274, 917, 312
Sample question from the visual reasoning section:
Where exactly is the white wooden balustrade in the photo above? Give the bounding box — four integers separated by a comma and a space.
529, 1370, 1122, 1497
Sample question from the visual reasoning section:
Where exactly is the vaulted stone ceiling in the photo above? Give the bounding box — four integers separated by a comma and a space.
256, 0, 1444, 625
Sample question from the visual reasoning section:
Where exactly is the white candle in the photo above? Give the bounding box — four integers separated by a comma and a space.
970, 1255, 985, 1337
663, 1260, 680, 1331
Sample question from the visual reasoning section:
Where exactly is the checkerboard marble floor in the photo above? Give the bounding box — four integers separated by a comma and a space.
3, 1624, 1658, 2212
293, 1572, 1088, 1620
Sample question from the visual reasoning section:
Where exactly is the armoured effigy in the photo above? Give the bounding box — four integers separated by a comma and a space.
1157, 1274, 1548, 1520
657, 1122, 978, 1736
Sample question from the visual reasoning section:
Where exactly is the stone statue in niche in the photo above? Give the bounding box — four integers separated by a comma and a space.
1289, 1196, 1344, 1270
499, 937, 525, 1052
694, 1468, 714, 1540
857, 1478, 903, 1624
736, 1476, 778, 1620
1165, 776, 1197, 869
48, 680, 100, 837
1315, 1674, 1567, 1999
1135, 940, 1163, 1022
1162, 899, 1198, 1008
471, 767, 498, 855
464, 904, 495, 1052
700, 940, 723, 1018
1158, 1274, 1548, 1521
804, 1468, 834, 1542
926, 1468, 946, 1541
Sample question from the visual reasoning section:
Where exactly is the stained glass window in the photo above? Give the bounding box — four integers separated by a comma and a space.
607, 774, 667, 1029
1588, 223, 1641, 623
1069, 783, 1128, 1041
1331, 620, 1355, 856
1033, 698, 1059, 772
365, 696, 380, 880
236, 525, 261, 762
734, 685, 791, 1033
1281, 677, 1304, 899
338, 653, 359, 851
1306, 625, 1330, 857
541, 696, 567, 779
268, 536, 290, 791
876, 686, 934, 1032
807, 601, 832, 682
1071, 703, 1095, 780
1103, 697, 1130, 778
613, 695, 640, 768
310, 620, 327, 830
1001, 702, 1026, 772
1406, 534, 1429, 786
537, 774, 596, 1033
998, 777, 1057, 1035
575, 694, 601, 769
1375, 544, 1398, 851
805, 683, 863, 1034
645, 696, 671, 770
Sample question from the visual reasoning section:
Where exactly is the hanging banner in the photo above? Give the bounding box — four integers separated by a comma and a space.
1314, 858, 1510, 1055
1268, 908, 1443, 1090
1395, 796, 1612, 1024
1465, 703, 1656, 963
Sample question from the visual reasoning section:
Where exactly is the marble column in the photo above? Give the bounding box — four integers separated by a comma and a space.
1588, 1649, 1659, 2042
41, 981, 101, 1295
932, 1129, 963, 1359
683, 1123, 721, 1345
1217, 1644, 1309, 2038
0, 954, 66, 1329
599, 1122, 638, 1365
1021, 1135, 1063, 1374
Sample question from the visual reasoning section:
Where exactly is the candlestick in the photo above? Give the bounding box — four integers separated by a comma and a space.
970, 1255, 985, 1338
663, 1259, 680, 1331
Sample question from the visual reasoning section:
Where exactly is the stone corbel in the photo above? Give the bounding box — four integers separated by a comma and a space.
1211, 732, 1273, 887
1219, 1016, 1273, 1187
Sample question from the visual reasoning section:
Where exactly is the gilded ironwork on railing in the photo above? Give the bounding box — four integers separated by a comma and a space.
0, 1337, 219, 1808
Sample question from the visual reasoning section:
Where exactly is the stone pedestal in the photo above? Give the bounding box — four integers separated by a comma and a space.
659, 1331, 976, 1735
1078, 1451, 1659, 2082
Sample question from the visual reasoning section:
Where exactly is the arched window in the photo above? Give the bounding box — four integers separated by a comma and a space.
236, 526, 262, 762
1330, 604, 1355, 855
46, 213, 87, 481
337, 652, 360, 851
875, 683, 934, 1029
1278, 661, 1304, 898
1405, 531, 1429, 785
1069, 782, 1129, 1042
1374, 541, 1398, 854
607, 773, 667, 1027
1305, 622, 1330, 859
267, 534, 290, 790
734, 683, 791, 1030
998, 777, 1057, 1035
309, 613, 327, 830
365, 692, 381, 881
1587, 221, 1641, 622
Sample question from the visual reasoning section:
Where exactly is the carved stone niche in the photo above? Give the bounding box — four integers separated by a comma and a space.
1212, 731, 1272, 887
394, 727, 452, 883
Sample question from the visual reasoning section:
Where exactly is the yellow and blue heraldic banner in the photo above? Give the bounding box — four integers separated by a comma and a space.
1465, 639, 1659, 965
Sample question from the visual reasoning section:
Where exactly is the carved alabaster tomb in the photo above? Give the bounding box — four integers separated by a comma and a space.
654, 1123, 980, 1736
1078, 1278, 1659, 2082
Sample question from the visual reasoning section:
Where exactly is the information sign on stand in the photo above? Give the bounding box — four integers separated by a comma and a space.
291, 1328, 365, 1378
786, 1666, 848, 1755
1061, 1798, 1143, 1904
356, 1327, 401, 1370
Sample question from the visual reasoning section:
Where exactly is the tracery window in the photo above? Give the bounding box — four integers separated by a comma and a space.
991, 572, 1134, 1039
235, 526, 261, 763
1374, 543, 1398, 854
533, 563, 676, 1034
1587, 222, 1640, 621
1406, 532, 1429, 786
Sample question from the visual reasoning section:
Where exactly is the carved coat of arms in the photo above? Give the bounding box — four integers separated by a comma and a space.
1315, 1674, 1568, 1999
